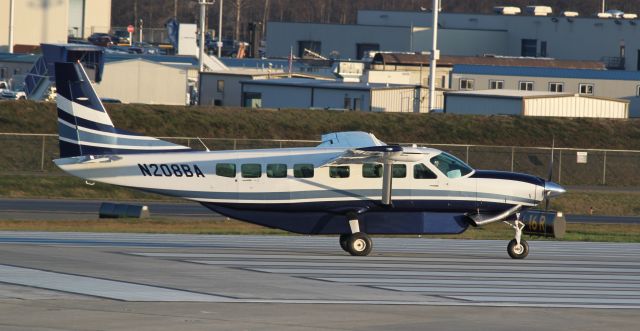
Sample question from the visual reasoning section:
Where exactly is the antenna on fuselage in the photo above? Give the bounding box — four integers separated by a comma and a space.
196, 137, 210, 152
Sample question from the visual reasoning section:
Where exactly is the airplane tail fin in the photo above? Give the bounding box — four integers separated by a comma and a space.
55, 62, 190, 158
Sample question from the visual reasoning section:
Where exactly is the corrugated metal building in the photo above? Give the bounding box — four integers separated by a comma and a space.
445, 90, 628, 118
452, 65, 640, 117
240, 78, 444, 112
94, 58, 190, 105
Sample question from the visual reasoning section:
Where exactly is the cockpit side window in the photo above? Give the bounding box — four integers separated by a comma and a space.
430, 152, 473, 178
413, 163, 437, 179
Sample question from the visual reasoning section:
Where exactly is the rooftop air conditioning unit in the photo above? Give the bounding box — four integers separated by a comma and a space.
525, 6, 553, 16
623, 13, 638, 19
562, 11, 579, 17
494, 6, 521, 15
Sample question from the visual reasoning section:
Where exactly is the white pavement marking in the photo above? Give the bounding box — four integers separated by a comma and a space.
0, 265, 232, 302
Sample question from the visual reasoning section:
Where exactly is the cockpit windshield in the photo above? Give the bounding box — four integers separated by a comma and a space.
430, 152, 474, 178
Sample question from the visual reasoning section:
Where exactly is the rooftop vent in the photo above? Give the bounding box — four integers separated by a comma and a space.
494, 6, 521, 15
525, 6, 553, 16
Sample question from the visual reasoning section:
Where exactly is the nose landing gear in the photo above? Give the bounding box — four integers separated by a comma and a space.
505, 218, 529, 259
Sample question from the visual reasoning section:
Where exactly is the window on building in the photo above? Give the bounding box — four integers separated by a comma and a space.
519, 81, 534, 91
0, 67, 7, 79
579, 83, 594, 95
540, 41, 548, 57
241, 164, 262, 178
297, 40, 321, 58
414, 164, 437, 179
549, 82, 564, 93
356, 43, 379, 60
489, 80, 504, 89
636, 85, 640, 97
215, 163, 236, 178
266, 164, 287, 178
293, 164, 314, 178
459, 79, 474, 90
13, 68, 21, 75
217, 80, 224, 93
353, 97, 362, 111
521, 39, 537, 57
242, 92, 262, 108
329, 166, 350, 178
344, 97, 352, 110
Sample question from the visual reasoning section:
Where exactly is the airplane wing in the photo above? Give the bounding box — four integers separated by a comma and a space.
320, 146, 424, 205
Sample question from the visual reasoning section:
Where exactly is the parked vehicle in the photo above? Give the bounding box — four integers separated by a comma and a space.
113, 30, 131, 44
0, 89, 26, 100
88, 33, 116, 47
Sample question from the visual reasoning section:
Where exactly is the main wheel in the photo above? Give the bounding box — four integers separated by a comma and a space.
339, 234, 350, 252
346, 232, 373, 256
507, 239, 529, 259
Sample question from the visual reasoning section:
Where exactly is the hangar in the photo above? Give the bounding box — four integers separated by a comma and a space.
444, 89, 629, 118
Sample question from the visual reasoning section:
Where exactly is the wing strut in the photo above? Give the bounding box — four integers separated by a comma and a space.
381, 158, 393, 205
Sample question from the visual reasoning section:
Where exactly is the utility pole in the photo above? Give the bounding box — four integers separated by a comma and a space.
217, 0, 224, 58
8, 0, 15, 53
427, 0, 440, 112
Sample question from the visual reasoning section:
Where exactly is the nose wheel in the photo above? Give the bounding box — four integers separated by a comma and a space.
505, 218, 529, 259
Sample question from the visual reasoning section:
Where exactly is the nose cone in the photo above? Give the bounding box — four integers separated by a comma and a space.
544, 181, 566, 198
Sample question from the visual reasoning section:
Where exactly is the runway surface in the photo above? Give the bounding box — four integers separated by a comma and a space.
1, 198, 638, 223
0, 232, 638, 330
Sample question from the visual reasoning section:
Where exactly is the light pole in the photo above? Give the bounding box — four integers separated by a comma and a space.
198, 0, 214, 72
601, 0, 606, 13
8, 0, 15, 53
217, 0, 224, 58
427, 0, 440, 112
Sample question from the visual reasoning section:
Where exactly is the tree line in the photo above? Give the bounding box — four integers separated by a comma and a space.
112, 0, 640, 42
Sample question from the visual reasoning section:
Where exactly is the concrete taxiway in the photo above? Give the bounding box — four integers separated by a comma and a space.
0, 232, 639, 330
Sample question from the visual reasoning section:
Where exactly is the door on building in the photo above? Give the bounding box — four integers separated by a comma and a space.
521, 39, 537, 57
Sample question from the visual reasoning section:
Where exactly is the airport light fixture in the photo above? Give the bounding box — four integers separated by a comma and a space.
428, 0, 440, 112
198, 0, 215, 72
217, 0, 224, 58
8, 0, 15, 53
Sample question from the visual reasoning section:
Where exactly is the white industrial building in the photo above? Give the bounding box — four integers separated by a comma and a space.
240, 78, 443, 112
445, 90, 629, 119
268, 9, 640, 71
94, 58, 193, 106
199, 69, 291, 107
451, 64, 640, 117
0, 0, 112, 52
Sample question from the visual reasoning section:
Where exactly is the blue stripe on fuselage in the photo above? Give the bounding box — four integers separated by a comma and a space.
471, 170, 545, 186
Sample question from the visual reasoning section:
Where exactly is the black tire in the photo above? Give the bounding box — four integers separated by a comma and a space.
507, 239, 529, 259
339, 234, 350, 252
346, 232, 373, 256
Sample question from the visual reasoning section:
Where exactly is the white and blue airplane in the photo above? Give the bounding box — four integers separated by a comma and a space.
53, 61, 566, 258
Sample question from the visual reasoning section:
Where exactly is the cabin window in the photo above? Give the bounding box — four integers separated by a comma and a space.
330, 166, 350, 178
267, 164, 287, 178
579, 83, 594, 95
414, 164, 438, 179
362, 164, 382, 178
430, 152, 473, 178
519, 81, 534, 91
549, 82, 564, 93
393, 164, 407, 178
293, 164, 314, 178
363, 163, 407, 178
241, 164, 262, 178
215, 163, 236, 178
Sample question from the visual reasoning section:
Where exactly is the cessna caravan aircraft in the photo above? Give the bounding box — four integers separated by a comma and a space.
53, 61, 566, 259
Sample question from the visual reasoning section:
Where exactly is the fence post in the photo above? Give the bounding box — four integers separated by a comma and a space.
602, 151, 607, 185
40, 135, 46, 171
465, 145, 469, 163
233, 139, 237, 150
510, 147, 515, 172
558, 150, 562, 184
279, 141, 283, 148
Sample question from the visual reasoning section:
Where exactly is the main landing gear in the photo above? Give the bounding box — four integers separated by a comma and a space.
505, 216, 529, 259
339, 218, 373, 256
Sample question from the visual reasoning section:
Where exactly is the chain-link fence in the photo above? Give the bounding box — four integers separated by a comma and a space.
1, 133, 638, 186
